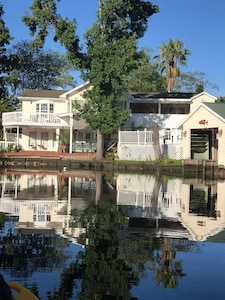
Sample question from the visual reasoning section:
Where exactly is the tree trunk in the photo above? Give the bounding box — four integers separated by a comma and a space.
95, 171, 103, 203
96, 129, 104, 160
151, 175, 162, 215
153, 125, 162, 160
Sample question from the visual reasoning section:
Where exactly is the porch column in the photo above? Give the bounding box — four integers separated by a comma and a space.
16, 126, 19, 147
66, 177, 72, 228
3, 128, 7, 149
69, 114, 73, 154
158, 103, 161, 114
56, 128, 60, 152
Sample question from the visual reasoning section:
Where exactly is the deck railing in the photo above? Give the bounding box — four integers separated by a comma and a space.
119, 128, 183, 145
2, 112, 69, 127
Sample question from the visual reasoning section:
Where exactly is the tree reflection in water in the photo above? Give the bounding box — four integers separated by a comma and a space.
152, 237, 186, 288
0, 214, 71, 299
47, 199, 190, 299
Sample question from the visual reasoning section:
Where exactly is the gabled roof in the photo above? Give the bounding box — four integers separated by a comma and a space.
178, 102, 225, 128
18, 89, 68, 98
203, 102, 225, 119
61, 81, 90, 98
191, 91, 217, 101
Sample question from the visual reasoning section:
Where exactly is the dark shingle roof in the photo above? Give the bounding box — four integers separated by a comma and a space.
204, 102, 225, 119
19, 89, 68, 98
131, 92, 195, 99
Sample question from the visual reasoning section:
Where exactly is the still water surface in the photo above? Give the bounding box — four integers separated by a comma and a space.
0, 169, 225, 299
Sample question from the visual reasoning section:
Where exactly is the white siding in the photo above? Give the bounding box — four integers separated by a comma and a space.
182, 106, 225, 165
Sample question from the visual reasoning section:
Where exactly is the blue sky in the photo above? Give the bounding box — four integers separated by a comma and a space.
1, 0, 225, 97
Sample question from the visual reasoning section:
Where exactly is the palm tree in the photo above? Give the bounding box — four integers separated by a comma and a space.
156, 39, 190, 92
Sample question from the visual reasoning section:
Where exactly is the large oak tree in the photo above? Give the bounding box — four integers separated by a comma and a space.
7, 40, 76, 94
78, 1, 159, 158
22, 0, 159, 159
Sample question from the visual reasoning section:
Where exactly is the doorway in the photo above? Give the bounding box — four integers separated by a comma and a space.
191, 129, 211, 160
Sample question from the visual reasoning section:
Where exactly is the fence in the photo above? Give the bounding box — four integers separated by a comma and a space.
119, 129, 153, 144
118, 129, 183, 161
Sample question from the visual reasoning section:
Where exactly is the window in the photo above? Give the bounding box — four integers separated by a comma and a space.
38, 206, 45, 215
36, 102, 54, 113
49, 104, 54, 113
6, 128, 22, 138
161, 104, 190, 114
38, 215, 45, 222
14, 204, 19, 214
29, 132, 37, 146
130, 103, 158, 113
86, 133, 91, 141
11, 128, 22, 134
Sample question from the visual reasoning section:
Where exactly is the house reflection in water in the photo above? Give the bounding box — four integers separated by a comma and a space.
0, 170, 96, 244
181, 179, 224, 241
116, 174, 225, 241
0, 170, 225, 242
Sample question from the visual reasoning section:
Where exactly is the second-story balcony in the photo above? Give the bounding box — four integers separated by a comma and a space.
2, 112, 69, 128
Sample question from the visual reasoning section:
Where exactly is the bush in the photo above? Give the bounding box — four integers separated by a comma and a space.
6, 143, 14, 152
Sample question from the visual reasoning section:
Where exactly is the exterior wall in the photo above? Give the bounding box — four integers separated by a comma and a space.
70, 89, 88, 101
21, 128, 57, 151
128, 113, 186, 129
22, 100, 36, 113
67, 84, 90, 110
22, 98, 68, 114
182, 106, 225, 165
190, 92, 216, 112
190, 93, 216, 112
118, 144, 156, 161
118, 143, 182, 160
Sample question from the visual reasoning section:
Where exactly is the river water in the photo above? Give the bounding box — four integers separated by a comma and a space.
0, 169, 225, 299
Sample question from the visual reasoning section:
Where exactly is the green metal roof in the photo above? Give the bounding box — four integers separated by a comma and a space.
203, 102, 225, 120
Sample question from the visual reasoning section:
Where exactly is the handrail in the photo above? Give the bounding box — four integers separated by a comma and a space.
2, 112, 68, 127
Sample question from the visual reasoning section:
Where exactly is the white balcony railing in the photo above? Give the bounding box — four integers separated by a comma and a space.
2, 112, 69, 127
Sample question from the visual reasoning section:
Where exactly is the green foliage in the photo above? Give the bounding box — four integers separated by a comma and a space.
59, 128, 70, 145
6, 143, 14, 152
105, 152, 115, 160
0, 99, 16, 139
79, 1, 159, 157
155, 39, 191, 92
7, 40, 76, 93
98, 0, 159, 40
124, 47, 167, 92
174, 71, 219, 93
0, 4, 15, 102
22, 0, 84, 67
216, 96, 225, 103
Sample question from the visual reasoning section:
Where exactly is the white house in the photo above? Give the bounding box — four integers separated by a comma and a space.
180, 102, 225, 166
118, 91, 217, 160
2, 83, 217, 160
2, 82, 97, 153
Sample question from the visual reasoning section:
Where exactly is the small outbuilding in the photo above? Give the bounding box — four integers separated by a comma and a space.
180, 102, 225, 166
